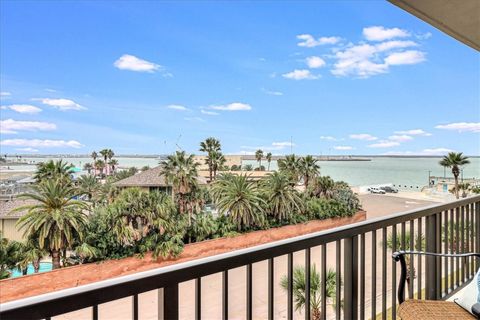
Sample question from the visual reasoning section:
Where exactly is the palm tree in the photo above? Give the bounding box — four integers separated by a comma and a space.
386, 231, 425, 286
91, 151, 98, 175
95, 160, 105, 177
199, 137, 222, 182
108, 159, 119, 174
266, 152, 272, 171
211, 174, 266, 230
309, 176, 336, 199
99, 149, 110, 175
33, 160, 74, 182
77, 175, 100, 201
255, 149, 264, 169
278, 154, 301, 185
211, 151, 226, 179
439, 152, 470, 199
106, 149, 115, 175
299, 156, 320, 189
261, 172, 304, 221
281, 265, 338, 320
160, 151, 200, 222
243, 164, 254, 171
83, 163, 93, 175
14, 180, 89, 269
19, 237, 47, 274
0, 233, 23, 279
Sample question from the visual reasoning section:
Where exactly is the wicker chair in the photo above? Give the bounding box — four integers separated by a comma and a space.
393, 251, 480, 320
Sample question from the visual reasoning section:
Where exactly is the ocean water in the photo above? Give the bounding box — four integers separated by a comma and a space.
3, 156, 479, 188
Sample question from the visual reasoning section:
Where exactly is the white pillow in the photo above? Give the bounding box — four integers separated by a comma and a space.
454, 268, 480, 315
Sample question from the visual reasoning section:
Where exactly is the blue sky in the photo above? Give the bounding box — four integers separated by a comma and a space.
1, 1, 479, 156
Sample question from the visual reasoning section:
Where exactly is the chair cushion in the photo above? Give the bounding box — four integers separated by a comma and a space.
398, 300, 475, 320
454, 268, 480, 314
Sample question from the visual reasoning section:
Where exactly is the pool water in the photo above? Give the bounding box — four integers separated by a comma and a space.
10, 262, 52, 277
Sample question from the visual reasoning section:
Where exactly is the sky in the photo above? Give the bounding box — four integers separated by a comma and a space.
0, 1, 479, 156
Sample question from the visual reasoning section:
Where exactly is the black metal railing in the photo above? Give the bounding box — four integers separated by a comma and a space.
1, 195, 479, 320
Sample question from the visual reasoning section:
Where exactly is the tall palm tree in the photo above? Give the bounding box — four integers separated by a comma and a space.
439, 152, 470, 199
211, 151, 226, 179
99, 149, 110, 175
83, 163, 93, 175
255, 149, 264, 169
14, 180, 89, 269
0, 233, 23, 279
299, 155, 321, 189
266, 152, 272, 171
281, 265, 338, 320
95, 160, 105, 177
261, 172, 304, 221
19, 237, 47, 274
77, 175, 100, 201
278, 154, 301, 185
108, 159, 119, 174
91, 151, 98, 176
33, 160, 74, 182
199, 137, 222, 182
106, 149, 115, 175
160, 151, 200, 222
211, 174, 266, 230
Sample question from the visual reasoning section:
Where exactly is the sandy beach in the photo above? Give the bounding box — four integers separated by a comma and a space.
47, 194, 438, 320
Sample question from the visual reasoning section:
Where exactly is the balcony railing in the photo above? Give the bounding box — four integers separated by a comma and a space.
1, 195, 479, 320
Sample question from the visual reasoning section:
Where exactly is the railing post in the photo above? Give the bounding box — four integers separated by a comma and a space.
476, 201, 480, 271
426, 213, 438, 300
163, 284, 179, 320
344, 236, 358, 319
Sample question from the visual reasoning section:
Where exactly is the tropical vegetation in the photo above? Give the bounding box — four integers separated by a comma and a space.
439, 152, 470, 199
4, 140, 362, 278
280, 265, 339, 320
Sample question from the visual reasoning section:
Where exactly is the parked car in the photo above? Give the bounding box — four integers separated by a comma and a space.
380, 186, 398, 193
368, 187, 386, 194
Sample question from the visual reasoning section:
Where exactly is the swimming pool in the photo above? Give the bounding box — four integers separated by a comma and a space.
10, 262, 52, 277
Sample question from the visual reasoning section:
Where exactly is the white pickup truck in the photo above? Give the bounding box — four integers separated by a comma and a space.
368, 187, 386, 194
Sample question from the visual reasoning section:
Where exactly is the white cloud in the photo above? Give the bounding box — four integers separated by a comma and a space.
0, 92, 11, 96
320, 135, 337, 141
16, 147, 39, 152
349, 133, 378, 141
363, 26, 410, 41
0, 139, 83, 148
297, 34, 341, 47
200, 110, 219, 116
0, 119, 56, 134
435, 122, 480, 133
167, 104, 188, 111
45, 88, 57, 93
2, 104, 42, 114
282, 69, 319, 80
114, 54, 161, 73
394, 129, 431, 136
209, 102, 251, 111
262, 88, 283, 96
306, 56, 326, 68
388, 134, 413, 142
334, 146, 354, 150
331, 40, 423, 78
39, 98, 86, 111
368, 140, 401, 148
384, 50, 426, 65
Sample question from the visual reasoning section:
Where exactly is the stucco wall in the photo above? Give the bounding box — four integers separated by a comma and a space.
0, 218, 23, 241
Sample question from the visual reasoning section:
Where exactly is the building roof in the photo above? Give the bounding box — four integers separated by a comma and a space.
113, 166, 207, 187
0, 199, 37, 219
389, 0, 480, 51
